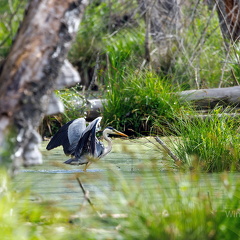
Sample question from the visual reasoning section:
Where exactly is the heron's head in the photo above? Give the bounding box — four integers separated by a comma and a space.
104, 127, 128, 137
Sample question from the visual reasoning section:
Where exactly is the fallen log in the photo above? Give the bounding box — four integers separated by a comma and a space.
179, 86, 240, 110
85, 86, 240, 120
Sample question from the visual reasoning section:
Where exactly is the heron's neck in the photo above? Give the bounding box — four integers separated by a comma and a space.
102, 131, 112, 157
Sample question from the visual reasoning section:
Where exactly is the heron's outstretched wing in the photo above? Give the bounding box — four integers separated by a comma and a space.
67, 118, 86, 155
74, 117, 102, 158
46, 118, 86, 155
46, 120, 74, 153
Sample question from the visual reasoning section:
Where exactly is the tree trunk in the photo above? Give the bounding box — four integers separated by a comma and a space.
0, 0, 88, 173
216, 0, 240, 42
138, 0, 182, 71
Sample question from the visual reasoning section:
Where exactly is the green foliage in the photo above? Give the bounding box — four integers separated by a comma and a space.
108, 170, 240, 240
172, 4, 226, 89
171, 109, 240, 172
104, 27, 145, 71
68, 2, 108, 64
228, 45, 240, 85
0, 127, 17, 169
68, 0, 142, 81
0, 0, 27, 59
0, 170, 95, 240
103, 70, 182, 135
69, 1, 230, 90
55, 87, 87, 122
2, 167, 240, 239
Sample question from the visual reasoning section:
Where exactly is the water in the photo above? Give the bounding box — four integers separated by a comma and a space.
13, 137, 165, 208
13, 137, 239, 210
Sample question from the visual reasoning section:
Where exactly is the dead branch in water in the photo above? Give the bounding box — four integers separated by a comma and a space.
76, 176, 128, 219
155, 136, 181, 164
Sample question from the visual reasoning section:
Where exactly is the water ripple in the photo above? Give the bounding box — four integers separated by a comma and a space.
20, 169, 105, 174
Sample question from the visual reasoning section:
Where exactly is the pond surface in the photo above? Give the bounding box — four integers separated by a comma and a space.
13, 137, 240, 210
13, 138, 162, 207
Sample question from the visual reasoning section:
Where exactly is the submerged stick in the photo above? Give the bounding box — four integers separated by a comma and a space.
76, 177, 128, 220
155, 136, 181, 164
76, 176, 104, 218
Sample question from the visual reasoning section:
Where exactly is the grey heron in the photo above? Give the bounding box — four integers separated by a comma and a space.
46, 117, 128, 169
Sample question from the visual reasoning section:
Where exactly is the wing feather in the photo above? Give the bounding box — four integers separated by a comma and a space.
67, 118, 86, 155
46, 120, 74, 153
74, 117, 102, 158
46, 118, 86, 155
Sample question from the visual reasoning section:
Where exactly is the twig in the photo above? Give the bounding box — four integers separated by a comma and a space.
194, 66, 200, 89
231, 68, 239, 86
76, 177, 128, 220
144, 5, 151, 66
155, 136, 181, 164
87, 52, 100, 91
188, 112, 240, 120
76, 177, 94, 207
76, 176, 103, 218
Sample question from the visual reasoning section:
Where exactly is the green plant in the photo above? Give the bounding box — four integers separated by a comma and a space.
0, 170, 96, 240
68, 0, 142, 87
2, 154, 240, 239
170, 108, 240, 172
103, 70, 183, 135
56, 87, 87, 122
170, 3, 226, 89
104, 26, 145, 72
40, 87, 87, 138
0, 0, 27, 59
106, 169, 240, 240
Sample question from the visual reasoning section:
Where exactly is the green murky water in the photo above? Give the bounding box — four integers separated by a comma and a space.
13, 137, 240, 209
13, 138, 166, 208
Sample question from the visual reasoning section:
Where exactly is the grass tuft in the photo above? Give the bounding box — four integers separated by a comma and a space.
170, 108, 240, 172
103, 70, 183, 135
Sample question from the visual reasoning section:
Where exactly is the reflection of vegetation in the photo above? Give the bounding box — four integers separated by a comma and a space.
3, 167, 240, 239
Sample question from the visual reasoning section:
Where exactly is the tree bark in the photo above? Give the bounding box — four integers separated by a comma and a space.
179, 85, 240, 109
215, 0, 240, 42
138, 0, 182, 71
0, 0, 88, 173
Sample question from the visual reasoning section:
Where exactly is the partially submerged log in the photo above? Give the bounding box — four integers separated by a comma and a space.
0, 0, 88, 173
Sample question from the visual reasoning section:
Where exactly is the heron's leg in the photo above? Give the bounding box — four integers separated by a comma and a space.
83, 162, 92, 171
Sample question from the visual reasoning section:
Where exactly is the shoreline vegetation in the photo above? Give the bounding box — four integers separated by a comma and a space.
4, 157, 240, 240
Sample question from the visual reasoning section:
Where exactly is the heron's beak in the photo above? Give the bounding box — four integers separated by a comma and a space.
114, 130, 128, 137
